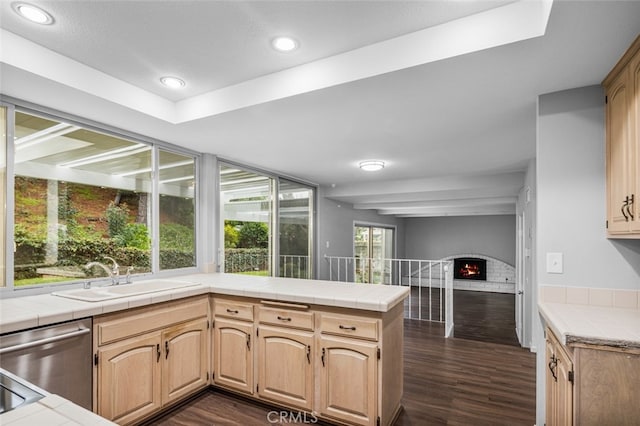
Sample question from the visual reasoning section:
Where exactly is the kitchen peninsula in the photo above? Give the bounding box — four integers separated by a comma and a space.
0, 273, 410, 426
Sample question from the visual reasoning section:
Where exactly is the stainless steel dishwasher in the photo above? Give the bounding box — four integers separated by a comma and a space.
0, 318, 92, 410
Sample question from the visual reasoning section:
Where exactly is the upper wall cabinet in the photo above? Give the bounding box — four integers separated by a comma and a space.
603, 35, 640, 238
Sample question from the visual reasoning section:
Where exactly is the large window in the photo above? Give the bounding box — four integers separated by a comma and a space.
0, 107, 6, 287
220, 163, 314, 279
9, 109, 196, 288
159, 150, 196, 270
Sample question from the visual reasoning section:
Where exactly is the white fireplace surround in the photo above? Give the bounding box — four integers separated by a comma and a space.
444, 253, 515, 294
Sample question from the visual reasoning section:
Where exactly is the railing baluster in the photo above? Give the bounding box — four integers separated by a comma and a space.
323, 255, 451, 336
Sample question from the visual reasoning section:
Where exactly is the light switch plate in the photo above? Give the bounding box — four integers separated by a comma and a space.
546, 252, 563, 274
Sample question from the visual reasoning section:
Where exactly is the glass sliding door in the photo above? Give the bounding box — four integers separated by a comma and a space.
220, 164, 273, 276
354, 225, 394, 284
278, 179, 313, 279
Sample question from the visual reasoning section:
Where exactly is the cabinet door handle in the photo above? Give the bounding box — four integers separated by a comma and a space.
306, 345, 311, 364
622, 197, 630, 221
277, 316, 292, 322
321, 348, 325, 367
246, 333, 251, 350
548, 355, 558, 382
339, 325, 356, 331
226, 308, 239, 314
165, 341, 169, 359
627, 194, 635, 220
156, 344, 161, 362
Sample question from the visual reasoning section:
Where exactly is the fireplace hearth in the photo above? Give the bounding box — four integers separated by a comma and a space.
454, 257, 487, 281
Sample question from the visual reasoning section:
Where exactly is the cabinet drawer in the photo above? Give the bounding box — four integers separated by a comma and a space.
214, 299, 254, 322
96, 296, 208, 346
258, 307, 314, 331
320, 313, 379, 341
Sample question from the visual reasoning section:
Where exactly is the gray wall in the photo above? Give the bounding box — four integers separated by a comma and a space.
316, 187, 405, 280
404, 215, 516, 265
537, 85, 640, 289
535, 85, 640, 425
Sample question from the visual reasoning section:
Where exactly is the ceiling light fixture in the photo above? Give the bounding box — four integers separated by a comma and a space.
271, 36, 298, 52
12, 2, 54, 25
160, 76, 186, 89
359, 160, 385, 172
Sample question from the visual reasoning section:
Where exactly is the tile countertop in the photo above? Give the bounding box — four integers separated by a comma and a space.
0, 273, 410, 335
539, 302, 640, 350
0, 394, 116, 426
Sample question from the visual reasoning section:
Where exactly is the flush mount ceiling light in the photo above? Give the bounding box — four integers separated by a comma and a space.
12, 2, 54, 25
271, 36, 298, 52
160, 76, 186, 89
359, 160, 385, 172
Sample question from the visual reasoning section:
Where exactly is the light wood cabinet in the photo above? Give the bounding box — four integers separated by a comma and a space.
162, 318, 209, 405
545, 327, 640, 425
213, 317, 254, 395
545, 329, 574, 426
319, 334, 378, 426
257, 324, 314, 410
94, 296, 209, 425
210, 297, 404, 426
212, 297, 255, 395
97, 332, 162, 424
604, 35, 640, 237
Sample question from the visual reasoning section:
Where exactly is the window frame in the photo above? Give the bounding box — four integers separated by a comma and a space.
218, 159, 317, 279
0, 99, 201, 295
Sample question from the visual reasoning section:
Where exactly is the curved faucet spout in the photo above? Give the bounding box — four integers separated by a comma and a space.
85, 261, 119, 285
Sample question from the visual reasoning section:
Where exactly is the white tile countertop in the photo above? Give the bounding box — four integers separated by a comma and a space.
539, 302, 640, 350
0, 273, 410, 335
0, 394, 116, 426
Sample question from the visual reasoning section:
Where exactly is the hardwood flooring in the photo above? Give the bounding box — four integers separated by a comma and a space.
151, 319, 536, 426
405, 288, 520, 346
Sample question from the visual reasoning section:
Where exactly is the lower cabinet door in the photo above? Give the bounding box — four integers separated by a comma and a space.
319, 335, 378, 426
257, 325, 314, 411
214, 317, 254, 394
97, 332, 162, 424
162, 318, 209, 405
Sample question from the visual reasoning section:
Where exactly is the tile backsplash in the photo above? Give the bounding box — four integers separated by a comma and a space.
540, 285, 640, 309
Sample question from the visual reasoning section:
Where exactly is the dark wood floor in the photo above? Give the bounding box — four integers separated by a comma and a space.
152, 311, 536, 425
405, 288, 520, 347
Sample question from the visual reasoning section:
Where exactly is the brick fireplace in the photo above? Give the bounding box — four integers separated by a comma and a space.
444, 253, 515, 294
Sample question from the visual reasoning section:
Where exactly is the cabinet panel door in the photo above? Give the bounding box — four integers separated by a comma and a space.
162, 318, 209, 405
214, 318, 254, 394
319, 335, 378, 426
545, 339, 558, 426
555, 344, 573, 426
630, 51, 640, 232
257, 325, 313, 410
606, 68, 633, 234
97, 333, 161, 424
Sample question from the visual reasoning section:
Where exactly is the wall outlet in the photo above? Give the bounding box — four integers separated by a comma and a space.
546, 252, 563, 274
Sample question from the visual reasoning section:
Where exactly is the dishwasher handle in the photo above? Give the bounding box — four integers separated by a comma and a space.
0, 328, 90, 354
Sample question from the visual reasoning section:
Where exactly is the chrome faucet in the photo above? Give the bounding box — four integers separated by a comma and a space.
85, 258, 120, 286
103, 256, 120, 278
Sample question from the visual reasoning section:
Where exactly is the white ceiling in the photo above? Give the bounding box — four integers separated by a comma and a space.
1, 0, 640, 217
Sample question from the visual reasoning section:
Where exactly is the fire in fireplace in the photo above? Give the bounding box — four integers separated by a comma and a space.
454, 257, 487, 281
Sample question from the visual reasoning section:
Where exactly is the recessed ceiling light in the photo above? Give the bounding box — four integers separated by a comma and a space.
359, 160, 385, 172
12, 2, 54, 25
160, 76, 186, 89
271, 36, 298, 52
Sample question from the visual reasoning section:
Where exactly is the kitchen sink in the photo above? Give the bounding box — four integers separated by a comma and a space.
52, 280, 202, 302
0, 370, 46, 414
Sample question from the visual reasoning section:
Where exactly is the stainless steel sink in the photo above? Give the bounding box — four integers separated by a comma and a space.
52, 280, 202, 302
0, 369, 46, 414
